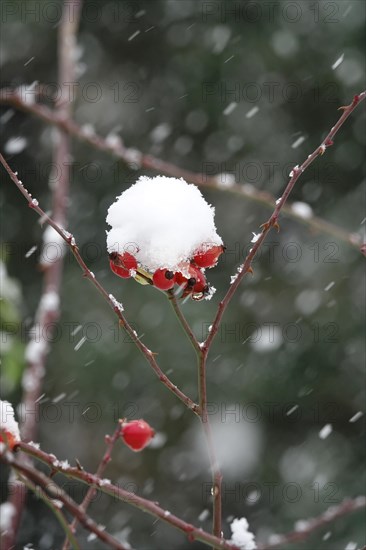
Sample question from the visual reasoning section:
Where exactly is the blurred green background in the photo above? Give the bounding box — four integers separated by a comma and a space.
0, 0, 365, 548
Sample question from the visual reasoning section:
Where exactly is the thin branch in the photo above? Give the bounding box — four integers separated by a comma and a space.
0, 88, 362, 251
62, 424, 122, 550
204, 91, 366, 354
0, 152, 199, 415
20, 477, 81, 550
1, 2, 83, 549
1, 451, 128, 550
257, 496, 366, 550
198, 350, 223, 540
167, 291, 223, 539
14, 442, 240, 550
167, 291, 201, 354
196, 90, 366, 541
13, 443, 366, 550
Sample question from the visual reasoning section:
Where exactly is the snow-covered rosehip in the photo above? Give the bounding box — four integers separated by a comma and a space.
121, 419, 155, 451
152, 268, 176, 290
193, 245, 224, 268
106, 176, 223, 276
109, 251, 137, 278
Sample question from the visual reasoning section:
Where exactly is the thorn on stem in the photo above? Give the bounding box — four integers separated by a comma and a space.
75, 458, 84, 470
260, 221, 271, 231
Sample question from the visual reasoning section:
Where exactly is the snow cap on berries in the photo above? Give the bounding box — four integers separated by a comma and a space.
0, 400, 21, 450
106, 176, 223, 272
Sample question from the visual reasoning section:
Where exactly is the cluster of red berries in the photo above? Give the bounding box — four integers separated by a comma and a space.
109, 245, 224, 299
120, 419, 155, 452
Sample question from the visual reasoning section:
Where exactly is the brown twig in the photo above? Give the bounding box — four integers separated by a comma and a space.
257, 496, 366, 549
7, 443, 241, 550
62, 424, 122, 550
1, 3, 84, 549
0, 152, 199, 415
9, 443, 366, 550
193, 90, 366, 541
167, 291, 202, 354
16, 476, 81, 550
1, 450, 128, 550
168, 89, 365, 537
167, 291, 223, 539
0, 88, 362, 251
204, 91, 366, 354
198, 350, 223, 540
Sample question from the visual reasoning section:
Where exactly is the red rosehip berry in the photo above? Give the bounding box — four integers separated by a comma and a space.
175, 271, 188, 286
152, 268, 176, 290
121, 420, 155, 452
187, 265, 207, 293
193, 245, 224, 268
109, 252, 137, 278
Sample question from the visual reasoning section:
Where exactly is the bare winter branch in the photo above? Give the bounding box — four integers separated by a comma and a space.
204, 91, 366, 353
0, 88, 362, 251
0, 152, 199, 415
1, 449, 129, 550
1, 2, 84, 548
257, 496, 366, 549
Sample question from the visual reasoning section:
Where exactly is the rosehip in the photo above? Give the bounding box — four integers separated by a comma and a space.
193, 245, 224, 268
109, 252, 137, 278
121, 420, 155, 451
175, 271, 188, 286
187, 265, 207, 293
0, 430, 18, 450
153, 268, 176, 290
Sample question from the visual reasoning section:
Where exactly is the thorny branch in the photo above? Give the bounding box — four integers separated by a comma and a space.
2, 443, 240, 550
1, 2, 83, 549
0, 88, 363, 251
2, 442, 365, 550
1, 449, 129, 550
257, 496, 366, 550
204, 91, 366, 353
1, 78, 364, 549
62, 424, 122, 550
0, 151, 199, 416
165, 90, 366, 542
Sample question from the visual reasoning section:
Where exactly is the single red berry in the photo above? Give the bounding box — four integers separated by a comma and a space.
153, 268, 176, 290
175, 271, 188, 286
121, 420, 155, 451
193, 245, 224, 268
187, 265, 207, 293
109, 252, 137, 278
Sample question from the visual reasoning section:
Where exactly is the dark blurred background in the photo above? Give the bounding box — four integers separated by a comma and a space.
0, 0, 365, 548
